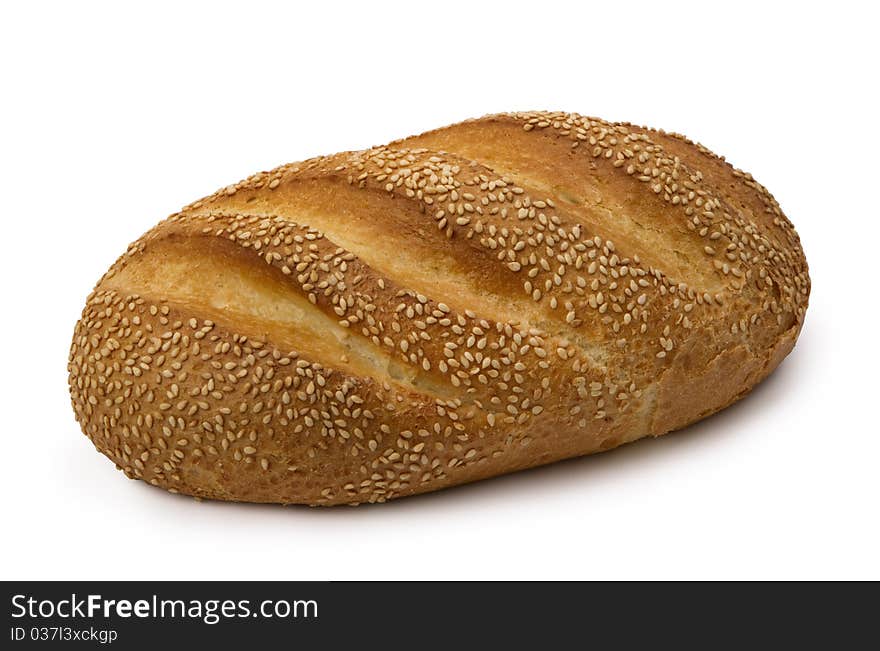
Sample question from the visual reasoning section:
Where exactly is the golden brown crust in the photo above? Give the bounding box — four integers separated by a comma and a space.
68, 111, 810, 505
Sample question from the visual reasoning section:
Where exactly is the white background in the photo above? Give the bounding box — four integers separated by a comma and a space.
1, 1, 877, 580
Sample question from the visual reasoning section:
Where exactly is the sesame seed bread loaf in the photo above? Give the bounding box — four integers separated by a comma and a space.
68, 111, 810, 506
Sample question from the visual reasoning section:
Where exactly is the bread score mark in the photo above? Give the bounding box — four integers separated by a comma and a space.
191, 200, 613, 371
206, 176, 561, 332
394, 117, 733, 294
103, 235, 460, 400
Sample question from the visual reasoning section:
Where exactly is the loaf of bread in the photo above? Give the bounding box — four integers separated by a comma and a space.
68, 111, 810, 505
